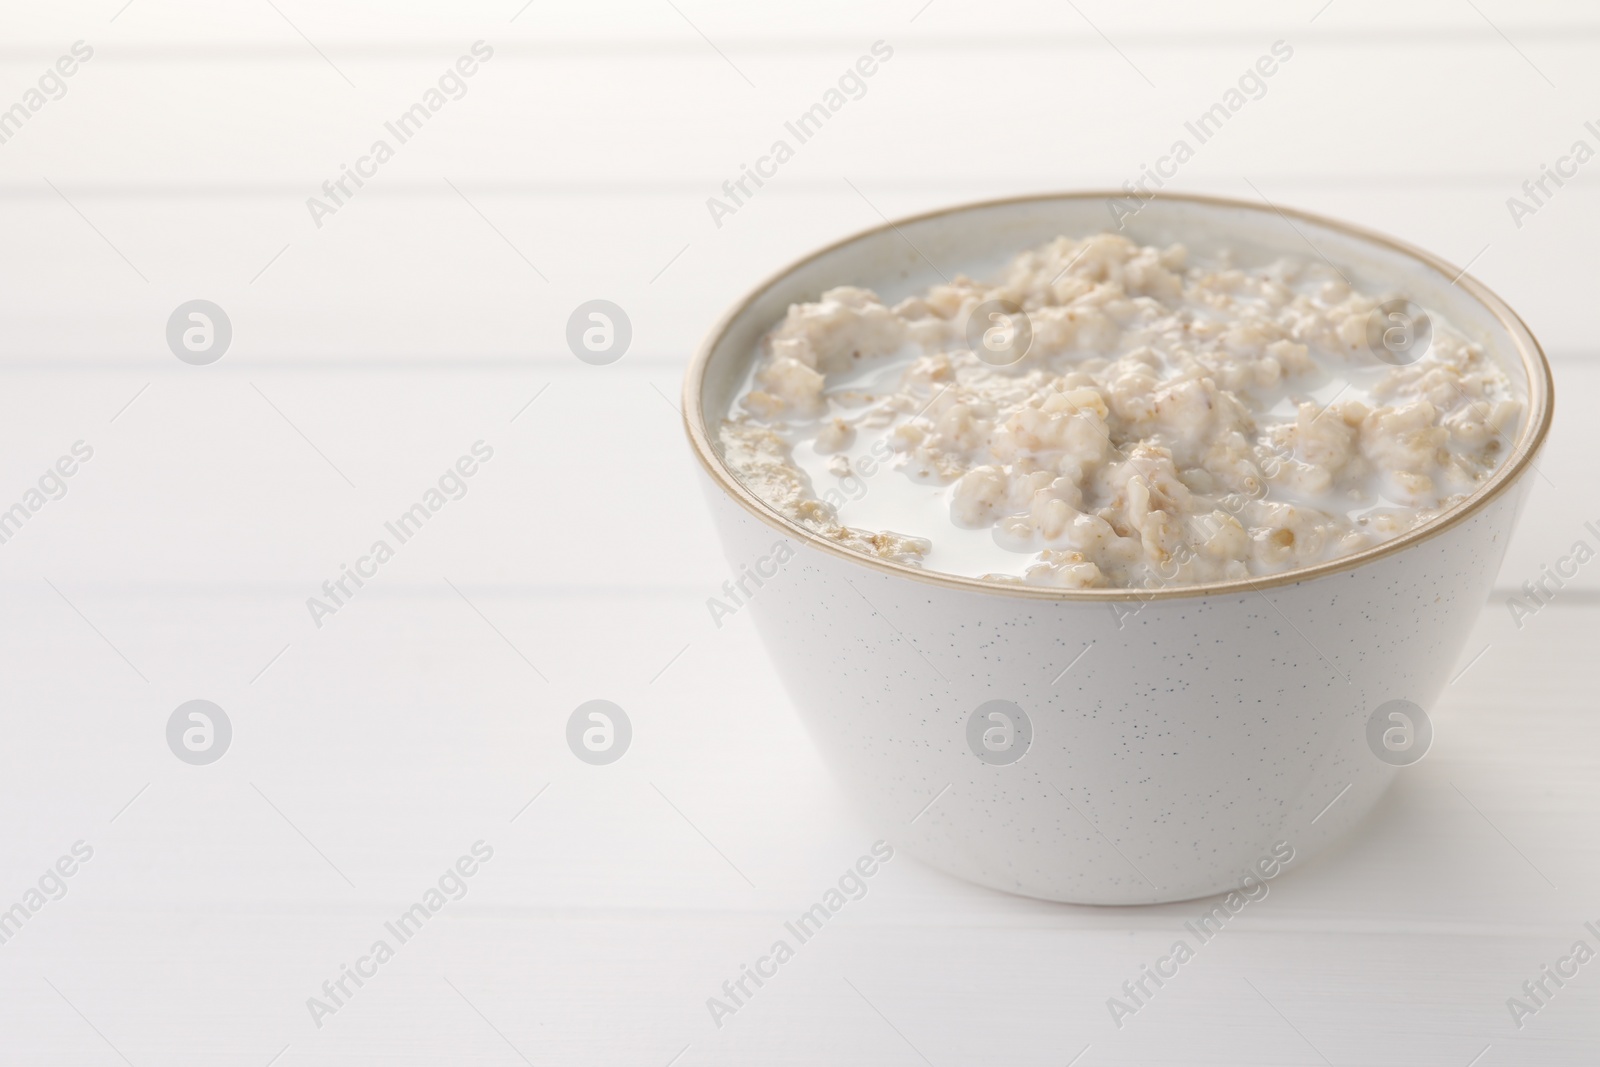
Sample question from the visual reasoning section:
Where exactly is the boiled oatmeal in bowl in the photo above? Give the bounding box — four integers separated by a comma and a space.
719, 233, 1521, 589
686, 192, 1552, 903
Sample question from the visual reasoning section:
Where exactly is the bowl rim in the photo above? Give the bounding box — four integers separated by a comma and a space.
681, 189, 1555, 602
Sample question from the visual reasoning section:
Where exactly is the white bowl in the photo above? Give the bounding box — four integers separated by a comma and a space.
683, 192, 1553, 905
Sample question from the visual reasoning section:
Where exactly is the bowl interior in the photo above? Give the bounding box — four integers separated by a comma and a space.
688, 192, 1552, 597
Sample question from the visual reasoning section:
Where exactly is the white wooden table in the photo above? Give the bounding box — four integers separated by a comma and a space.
0, 2, 1596, 1063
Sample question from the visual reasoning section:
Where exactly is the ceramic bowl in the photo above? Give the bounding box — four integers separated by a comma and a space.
682, 192, 1553, 905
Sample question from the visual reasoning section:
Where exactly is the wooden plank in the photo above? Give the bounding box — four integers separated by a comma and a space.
0, 359, 1587, 592
0, 185, 1594, 360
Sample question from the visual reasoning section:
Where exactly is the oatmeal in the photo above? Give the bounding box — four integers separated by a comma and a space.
719, 234, 1521, 588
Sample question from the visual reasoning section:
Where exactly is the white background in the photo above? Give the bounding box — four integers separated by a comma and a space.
0, 1, 1596, 1064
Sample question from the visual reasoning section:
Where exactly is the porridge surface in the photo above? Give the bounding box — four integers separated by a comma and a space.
719, 234, 1521, 589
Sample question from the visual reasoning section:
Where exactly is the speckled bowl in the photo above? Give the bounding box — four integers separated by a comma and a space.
683, 192, 1553, 904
